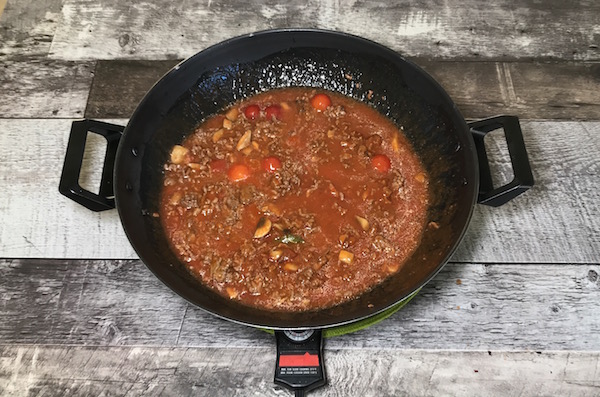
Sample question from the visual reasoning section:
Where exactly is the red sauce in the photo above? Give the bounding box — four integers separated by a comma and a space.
160, 88, 429, 311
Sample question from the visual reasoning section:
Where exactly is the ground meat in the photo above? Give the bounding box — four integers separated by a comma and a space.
180, 193, 199, 209
271, 169, 302, 197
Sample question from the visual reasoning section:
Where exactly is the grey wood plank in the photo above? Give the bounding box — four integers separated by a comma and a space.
504, 62, 600, 120
0, 59, 93, 118
0, 118, 137, 260
0, 259, 188, 347
84, 60, 600, 120
48, 0, 600, 61
1, 346, 599, 397
1, 259, 599, 351
1, 119, 598, 263
0, 0, 63, 58
84, 60, 179, 118
419, 61, 600, 120
3, 59, 599, 120
452, 120, 600, 264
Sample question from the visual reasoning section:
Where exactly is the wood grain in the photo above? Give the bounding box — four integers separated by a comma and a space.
47, 0, 600, 61
0, 59, 94, 118
84, 60, 600, 120
84, 60, 179, 118
1, 119, 598, 263
3, 59, 599, 120
0, 119, 137, 260
0, 0, 63, 58
453, 120, 600, 264
1, 346, 599, 397
1, 259, 600, 351
419, 61, 600, 120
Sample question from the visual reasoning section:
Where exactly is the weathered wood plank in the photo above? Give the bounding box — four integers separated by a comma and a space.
84, 60, 600, 120
48, 0, 600, 61
0, 260, 187, 347
1, 259, 599, 350
0, 119, 136, 260
419, 61, 600, 120
503, 62, 600, 120
1, 119, 598, 262
1, 346, 599, 397
453, 120, 600, 264
0, 0, 63, 58
0, 59, 93, 118
2, 59, 598, 120
85, 60, 179, 118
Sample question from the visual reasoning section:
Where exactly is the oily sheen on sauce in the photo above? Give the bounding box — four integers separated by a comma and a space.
160, 88, 429, 312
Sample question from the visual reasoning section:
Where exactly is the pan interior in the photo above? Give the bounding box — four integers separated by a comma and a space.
114, 30, 477, 329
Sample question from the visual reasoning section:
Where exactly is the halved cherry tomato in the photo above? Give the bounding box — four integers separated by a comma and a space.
310, 93, 332, 112
228, 164, 251, 182
371, 154, 391, 173
243, 104, 261, 120
209, 159, 228, 173
265, 104, 282, 120
262, 156, 282, 172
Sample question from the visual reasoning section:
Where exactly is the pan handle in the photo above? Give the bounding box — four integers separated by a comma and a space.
59, 120, 124, 211
468, 115, 534, 207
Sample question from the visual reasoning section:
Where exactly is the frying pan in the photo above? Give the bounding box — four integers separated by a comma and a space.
59, 29, 533, 395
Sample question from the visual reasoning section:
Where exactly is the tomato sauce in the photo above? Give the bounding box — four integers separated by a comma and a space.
160, 88, 429, 311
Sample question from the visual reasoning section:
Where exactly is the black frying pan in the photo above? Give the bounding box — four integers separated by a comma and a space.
59, 29, 533, 395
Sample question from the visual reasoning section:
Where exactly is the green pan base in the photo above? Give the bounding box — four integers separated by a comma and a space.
263, 289, 420, 338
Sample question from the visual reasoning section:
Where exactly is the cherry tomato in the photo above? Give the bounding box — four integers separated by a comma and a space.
209, 159, 228, 173
310, 93, 332, 112
265, 104, 282, 120
243, 104, 261, 120
262, 156, 282, 172
371, 154, 391, 173
227, 164, 251, 182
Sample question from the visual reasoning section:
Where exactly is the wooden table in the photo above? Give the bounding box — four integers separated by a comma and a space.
1, 1, 599, 395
